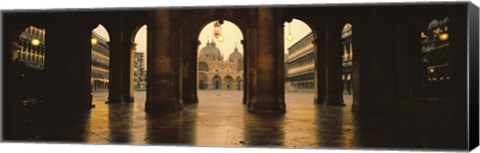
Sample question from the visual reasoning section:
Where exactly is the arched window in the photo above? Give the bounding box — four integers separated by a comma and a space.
213, 75, 222, 90
199, 61, 209, 71
198, 72, 208, 90
225, 75, 233, 90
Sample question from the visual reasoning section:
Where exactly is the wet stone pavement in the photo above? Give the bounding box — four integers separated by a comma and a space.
13, 91, 466, 150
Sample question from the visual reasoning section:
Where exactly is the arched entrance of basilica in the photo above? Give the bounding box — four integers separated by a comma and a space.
213, 75, 222, 90
225, 75, 233, 90
194, 19, 245, 100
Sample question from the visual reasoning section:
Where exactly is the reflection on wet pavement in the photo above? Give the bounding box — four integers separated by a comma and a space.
15, 91, 464, 150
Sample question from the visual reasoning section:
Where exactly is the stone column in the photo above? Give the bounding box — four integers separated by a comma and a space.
182, 39, 200, 104
349, 8, 395, 113
128, 42, 135, 100
322, 16, 345, 106
145, 9, 183, 113
242, 40, 248, 104
247, 8, 286, 113
44, 16, 93, 110
3, 21, 23, 103
3, 20, 25, 139
448, 7, 468, 144
350, 19, 364, 112
106, 21, 134, 103
314, 21, 327, 104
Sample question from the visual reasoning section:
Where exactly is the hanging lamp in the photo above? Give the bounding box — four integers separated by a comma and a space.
286, 22, 294, 41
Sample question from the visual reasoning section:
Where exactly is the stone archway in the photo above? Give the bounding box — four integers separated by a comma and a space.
91, 24, 110, 96
283, 17, 320, 105
212, 75, 222, 90
147, 8, 292, 113
224, 75, 233, 90
199, 72, 208, 90
185, 10, 249, 105
193, 17, 247, 103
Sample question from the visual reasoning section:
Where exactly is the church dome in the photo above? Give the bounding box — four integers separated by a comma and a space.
228, 45, 244, 71
199, 39, 223, 61
228, 46, 243, 63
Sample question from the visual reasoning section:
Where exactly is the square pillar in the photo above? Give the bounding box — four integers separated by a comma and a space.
107, 21, 134, 104
3, 20, 27, 139
350, 9, 396, 113
145, 9, 183, 113
44, 19, 93, 110
242, 39, 249, 104
246, 8, 286, 113
182, 38, 199, 104
322, 17, 345, 106
313, 22, 327, 104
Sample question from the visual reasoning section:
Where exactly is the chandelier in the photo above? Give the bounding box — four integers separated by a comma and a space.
214, 20, 224, 42
286, 22, 294, 41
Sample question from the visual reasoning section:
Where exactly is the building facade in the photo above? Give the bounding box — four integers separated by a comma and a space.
198, 39, 243, 90
11, 26, 46, 70
9, 26, 47, 102
134, 51, 147, 91
418, 17, 450, 100
285, 32, 315, 92
341, 23, 353, 95
91, 32, 110, 92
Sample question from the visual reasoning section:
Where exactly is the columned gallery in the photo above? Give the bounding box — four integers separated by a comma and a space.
2, 3, 478, 150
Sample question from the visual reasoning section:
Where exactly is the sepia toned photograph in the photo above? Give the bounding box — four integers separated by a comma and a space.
1, 1, 479, 152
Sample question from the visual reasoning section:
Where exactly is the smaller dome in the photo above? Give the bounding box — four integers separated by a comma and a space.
210, 40, 216, 47
199, 38, 223, 61
228, 45, 244, 71
229, 46, 243, 62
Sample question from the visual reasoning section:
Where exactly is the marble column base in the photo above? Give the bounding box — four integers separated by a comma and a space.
183, 95, 198, 104
314, 97, 325, 104
106, 96, 134, 104
247, 99, 286, 114
145, 100, 183, 113
324, 96, 345, 106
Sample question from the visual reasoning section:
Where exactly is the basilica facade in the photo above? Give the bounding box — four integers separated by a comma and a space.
198, 39, 243, 90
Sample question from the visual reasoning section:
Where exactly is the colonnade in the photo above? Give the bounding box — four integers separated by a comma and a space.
2, 5, 473, 147
2, 5, 469, 116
